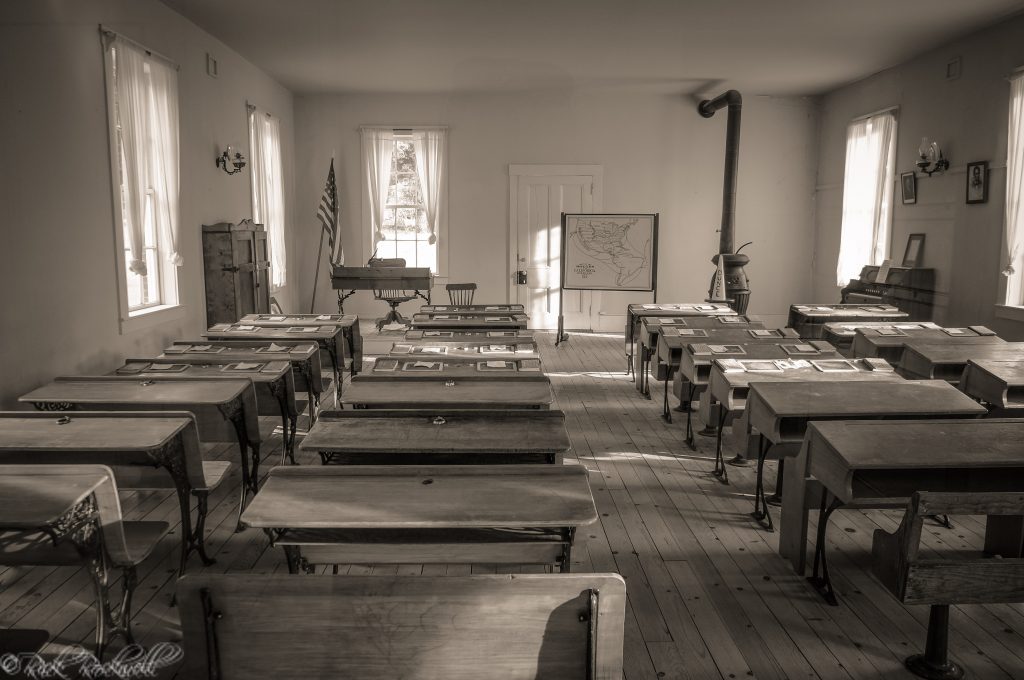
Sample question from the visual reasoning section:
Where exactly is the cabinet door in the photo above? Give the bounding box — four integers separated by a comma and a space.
234, 230, 257, 317
253, 230, 271, 313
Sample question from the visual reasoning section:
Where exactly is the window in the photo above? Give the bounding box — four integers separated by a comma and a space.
836, 109, 898, 286
1003, 73, 1024, 305
248, 105, 287, 289
361, 127, 447, 274
102, 31, 182, 323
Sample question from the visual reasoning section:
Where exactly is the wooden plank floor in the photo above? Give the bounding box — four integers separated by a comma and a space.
3, 329, 1023, 679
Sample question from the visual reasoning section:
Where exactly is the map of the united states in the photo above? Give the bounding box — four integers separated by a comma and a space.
568, 217, 650, 287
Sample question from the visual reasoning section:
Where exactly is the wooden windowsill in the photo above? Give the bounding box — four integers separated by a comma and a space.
120, 303, 186, 334
994, 304, 1024, 323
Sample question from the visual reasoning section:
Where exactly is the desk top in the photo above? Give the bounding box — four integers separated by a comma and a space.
900, 342, 1024, 381
21, 377, 249, 406
239, 314, 357, 328
365, 357, 542, 378
852, 326, 1002, 360
788, 304, 906, 319
300, 410, 570, 455
748, 380, 985, 445
241, 465, 597, 529
0, 412, 191, 452
0, 468, 107, 529
627, 303, 736, 318
406, 329, 534, 341
640, 315, 765, 348
165, 341, 318, 361
389, 342, 538, 357
680, 341, 839, 385
206, 324, 340, 341
115, 359, 291, 383
821, 321, 941, 339
343, 378, 553, 409
708, 358, 900, 410
960, 360, 1024, 408
419, 304, 525, 315
410, 317, 529, 330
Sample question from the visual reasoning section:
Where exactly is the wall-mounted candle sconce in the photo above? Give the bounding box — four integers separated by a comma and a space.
916, 137, 949, 176
216, 146, 247, 175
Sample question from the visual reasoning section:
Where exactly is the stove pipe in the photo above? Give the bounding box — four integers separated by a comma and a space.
698, 89, 750, 313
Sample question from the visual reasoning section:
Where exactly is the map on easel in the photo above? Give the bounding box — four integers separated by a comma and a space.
562, 214, 657, 291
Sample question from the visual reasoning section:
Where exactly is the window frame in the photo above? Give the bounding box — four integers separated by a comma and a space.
102, 31, 183, 333
360, 127, 448, 277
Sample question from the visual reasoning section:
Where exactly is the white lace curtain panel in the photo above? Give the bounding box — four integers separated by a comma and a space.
1004, 74, 1024, 304
361, 128, 395, 244
114, 36, 181, 275
413, 129, 447, 246
249, 107, 288, 289
835, 110, 897, 286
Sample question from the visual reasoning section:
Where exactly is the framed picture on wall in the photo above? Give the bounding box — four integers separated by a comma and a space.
901, 171, 917, 205
966, 161, 988, 204
902, 233, 925, 267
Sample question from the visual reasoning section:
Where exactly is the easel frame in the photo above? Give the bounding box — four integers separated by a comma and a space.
556, 212, 659, 345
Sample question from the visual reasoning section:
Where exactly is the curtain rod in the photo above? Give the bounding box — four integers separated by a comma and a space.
851, 105, 898, 123
99, 25, 179, 71
247, 102, 275, 118
358, 125, 449, 132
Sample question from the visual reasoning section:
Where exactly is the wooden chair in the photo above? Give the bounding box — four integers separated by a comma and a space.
0, 465, 170, 656
367, 257, 416, 329
446, 282, 477, 305
871, 491, 1024, 679
177, 572, 626, 679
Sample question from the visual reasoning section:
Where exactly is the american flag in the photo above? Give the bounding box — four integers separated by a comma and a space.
317, 159, 343, 265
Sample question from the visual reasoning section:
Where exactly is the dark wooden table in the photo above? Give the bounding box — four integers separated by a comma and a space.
406, 329, 535, 342
419, 304, 526, 314
821, 321, 940, 351
959, 359, 1024, 409
624, 302, 737, 376
388, 340, 539, 360
342, 375, 554, 410
899, 342, 1024, 383
787, 304, 908, 338
240, 464, 597, 572
779, 419, 1024, 604
240, 313, 362, 375
409, 313, 529, 330
850, 325, 1002, 363
364, 357, 542, 379
300, 409, 571, 464
744, 380, 985, 531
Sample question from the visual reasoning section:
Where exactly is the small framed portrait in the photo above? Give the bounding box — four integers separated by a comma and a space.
901, 171, 917, 205
902, 233, 925, 267
966, 161, 988, 204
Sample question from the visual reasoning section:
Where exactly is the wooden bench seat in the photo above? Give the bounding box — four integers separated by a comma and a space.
177, 572, 626, 679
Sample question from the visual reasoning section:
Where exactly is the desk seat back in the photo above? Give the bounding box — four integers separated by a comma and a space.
178, 573, 625, 680
872, 491, 1024, 605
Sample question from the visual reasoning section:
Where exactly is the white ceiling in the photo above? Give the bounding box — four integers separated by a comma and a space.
161, 0, 1024, 96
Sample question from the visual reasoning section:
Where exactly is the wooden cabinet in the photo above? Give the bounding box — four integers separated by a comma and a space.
202, 220, 271, 326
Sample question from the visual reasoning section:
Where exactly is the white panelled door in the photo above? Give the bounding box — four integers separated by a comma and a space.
509, 165, 604, 330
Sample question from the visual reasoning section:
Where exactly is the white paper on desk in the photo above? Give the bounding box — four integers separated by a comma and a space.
231, 362, 261, 371
236, 325, 257, 331
716, 359, 745, 372
150, 363, 186, 371
485, 306, 502, 310
315, 315, 332, 321
267, 343, 288, 352
485, 317, 509, 322
434, 315, 454, 320
641, 304, 659, 309
696, 304, 716, 310
946, 328, 968, 335
209, 323, 231, 331
409, 361, 440, 370
658, 317, 677, 323
708, 345, 731, 353
420, 346, 446, 354
897, 324, 924, 330
391, 344, 413, 354
794, 344, 817, 352
486, 360, 507, 368
483, 345, 509, 352
814, 307, 834, 312
750, 330, 775, 337
268, 316, 286, 321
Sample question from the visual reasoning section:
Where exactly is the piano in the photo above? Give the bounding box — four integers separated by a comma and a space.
331, 261, 433, 312
841, 265, 935, 321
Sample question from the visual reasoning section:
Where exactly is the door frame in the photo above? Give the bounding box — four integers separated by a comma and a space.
507, 164, 604, 320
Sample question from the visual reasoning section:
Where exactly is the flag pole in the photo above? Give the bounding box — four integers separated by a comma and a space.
309, 225, 327, 313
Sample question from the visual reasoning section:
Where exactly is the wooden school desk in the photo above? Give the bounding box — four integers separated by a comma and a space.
19, 377, 262, 516
676, 340, 840, 448
624, 302, 737, 375
164, 340, 324, 420
387, 340, 539, 360
959, 359, 1024, 410
239, 313, 362, 376
115, 358, 299, 464
635, 314, 764, 396
899, 342, 1024, 383
0, 411, 229, 575
419, 303, 526, 314
409, 313, 529, 330
363, 357, 543, 379
821, 321, 941, 352
744, 380, 985, 532
850, 325, 1002, 363
778, 419, 1024, 605
406, 328, 535, 342
787, 304, 908, 339
706, 358, 901, 482
0, 465, 169, 655
300, 409, 571, 464
205, 323, 346, 404
240, 465, 597, 572
342, 375, 554, 410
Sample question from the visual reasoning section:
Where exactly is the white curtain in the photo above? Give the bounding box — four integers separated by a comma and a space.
114, 36, 181, 275
836, 110, 897, 286
1004, 74, 1024, 304
413, 129, 446, 245
249, 107, 287, 289
361, 128, 394, 244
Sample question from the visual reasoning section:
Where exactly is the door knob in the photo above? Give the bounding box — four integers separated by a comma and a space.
516, 270, 527, 285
